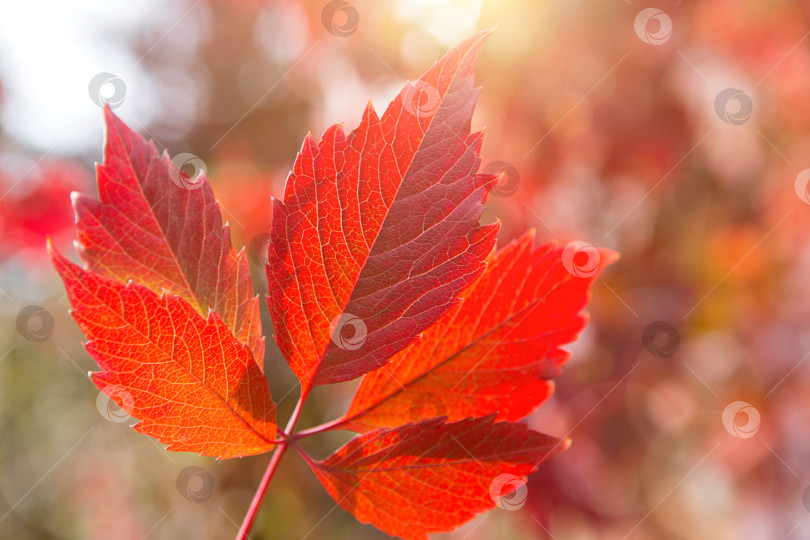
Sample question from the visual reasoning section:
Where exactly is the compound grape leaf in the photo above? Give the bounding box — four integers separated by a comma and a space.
72, 107, 264, 362
339, 231, 617, 432
48, 28, 616, 540
267, 30, 499, 391
51, 244, 276, 459
306, 415, 568, 540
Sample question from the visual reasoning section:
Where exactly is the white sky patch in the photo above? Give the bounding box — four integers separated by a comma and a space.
0, 0, 161, 153
394, 0, 483, 47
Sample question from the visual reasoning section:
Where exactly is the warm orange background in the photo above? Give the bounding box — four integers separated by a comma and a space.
2, 1, 809, 539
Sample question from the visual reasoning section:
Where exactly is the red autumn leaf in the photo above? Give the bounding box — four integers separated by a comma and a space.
267, 30, 499, 391
337, 231, 617, 432
305, 415, 568, 540
49, 30, 614, 540
72, 107, 263, 361
51, 244, 276, 459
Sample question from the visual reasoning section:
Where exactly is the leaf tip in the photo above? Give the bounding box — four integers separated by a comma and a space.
485, 219, 501, 238
600, 248, 621, 268
101, 103, 119, 135
47, 239, 70, 271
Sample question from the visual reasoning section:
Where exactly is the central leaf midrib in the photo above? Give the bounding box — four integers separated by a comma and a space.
312, 43, 480, 380
112, 124, 208, 320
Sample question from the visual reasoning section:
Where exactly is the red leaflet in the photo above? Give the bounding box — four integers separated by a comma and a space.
306, 416, 568, 540
72, 108, 263, 361
339, 231, 617, 432
51, 245, 276, 458
267, 31, 499, 390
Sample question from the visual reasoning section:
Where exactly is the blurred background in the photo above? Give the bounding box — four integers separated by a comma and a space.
2, 0, 810, 538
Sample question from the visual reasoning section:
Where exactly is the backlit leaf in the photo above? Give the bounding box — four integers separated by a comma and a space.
307, 415, 567, 540
72, 108, 264, 361
267, 31, 499, 390
51, 244, 276, 459
340, 231, 616, 432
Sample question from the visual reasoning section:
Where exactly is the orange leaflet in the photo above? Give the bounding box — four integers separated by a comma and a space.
306, 415, 568, 540
72, 107, 263, 361
51, 245, 276, 459
338, 231, 617, 432
266, 30, 499, 391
